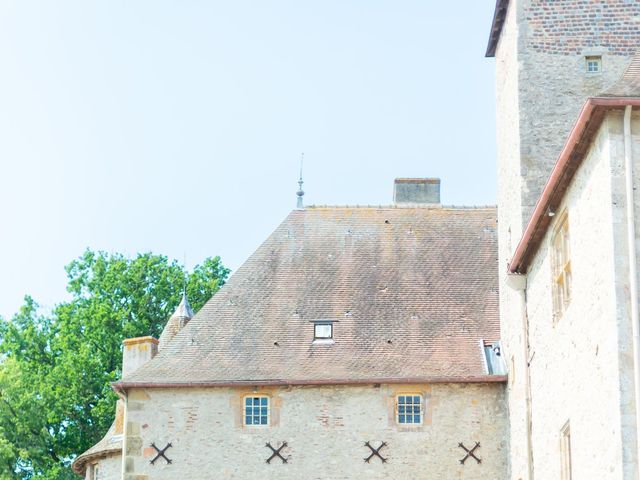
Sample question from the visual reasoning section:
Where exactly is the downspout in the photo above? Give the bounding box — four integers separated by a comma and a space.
506, 273, 534, 480
623, 105, 640, 475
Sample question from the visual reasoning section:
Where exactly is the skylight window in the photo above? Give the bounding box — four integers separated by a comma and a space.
314, 323, 333, 339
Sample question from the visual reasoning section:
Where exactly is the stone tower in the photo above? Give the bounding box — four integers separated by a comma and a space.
489, 0, 640, 237
487, 1, 640, 479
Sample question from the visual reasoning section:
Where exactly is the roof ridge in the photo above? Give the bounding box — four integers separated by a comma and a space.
305, 204, 496, 210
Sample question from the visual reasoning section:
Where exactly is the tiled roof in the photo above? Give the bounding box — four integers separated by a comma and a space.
71, 421, 121, 474
601, 51, 640, 97
121, 207, 500, 386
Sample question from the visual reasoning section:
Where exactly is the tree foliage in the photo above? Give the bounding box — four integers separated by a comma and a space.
0, 251, 229, 478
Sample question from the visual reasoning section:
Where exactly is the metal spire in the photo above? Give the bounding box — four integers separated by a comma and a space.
296, 153, 305, 209
176, 257, 194, 326
174, 289, 195, 328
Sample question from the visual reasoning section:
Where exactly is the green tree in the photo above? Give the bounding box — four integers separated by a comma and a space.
0, 251, 229, 479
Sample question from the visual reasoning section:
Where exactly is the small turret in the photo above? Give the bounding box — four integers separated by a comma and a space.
159, 291, 195, 350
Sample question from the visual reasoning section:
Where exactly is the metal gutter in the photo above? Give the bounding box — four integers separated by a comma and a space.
113, 375, 508, 393
508, 97, 640, 274
486, 0, 510, 57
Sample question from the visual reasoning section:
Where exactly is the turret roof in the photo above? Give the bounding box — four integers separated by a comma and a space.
158, 292, 195, 350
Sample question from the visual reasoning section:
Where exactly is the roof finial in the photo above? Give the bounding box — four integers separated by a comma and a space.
178, 254, 193, 326
182, 252, 187, 296
296, 153, 305, 209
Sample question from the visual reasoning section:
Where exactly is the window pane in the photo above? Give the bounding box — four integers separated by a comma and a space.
315, 323, 332, 338
397, 395, 422, 424
245, 396, 269, 426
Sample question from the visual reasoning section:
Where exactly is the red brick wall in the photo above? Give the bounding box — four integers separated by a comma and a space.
526, 0, 640, 56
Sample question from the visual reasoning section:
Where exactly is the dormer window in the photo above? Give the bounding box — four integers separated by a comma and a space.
483, 340, 506, 375
314, 322, 333, 340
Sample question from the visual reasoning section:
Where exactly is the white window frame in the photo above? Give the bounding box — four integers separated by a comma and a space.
551, 212, 571, 321
92, 464, 100, 480
314, 322, 333, 340
585, 55, 602, 73
243, 395, 270, 427
395, 393, 423, 425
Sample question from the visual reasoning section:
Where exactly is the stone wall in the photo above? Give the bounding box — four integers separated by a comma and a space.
85, 454, 121, 480
494, 3, 527, 478
501, 0, 640, 228
494, 2, 640, 478
522, 112, 640, 480
609, 111, 640, 480
122, 383, 507, 479
526, 1, 640, 56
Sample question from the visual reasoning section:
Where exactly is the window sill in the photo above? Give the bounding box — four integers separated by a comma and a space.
312, 339, 335, 345
396, 424, 426, 432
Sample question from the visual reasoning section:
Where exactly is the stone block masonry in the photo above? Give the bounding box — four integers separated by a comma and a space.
122, 383, 507, 479
493, 1, 640, 478
521, 112, 640, 480
496, 0, 640, 229
527, 0, 640, 56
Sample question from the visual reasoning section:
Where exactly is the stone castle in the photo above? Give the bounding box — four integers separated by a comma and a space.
72, 1, 640, 479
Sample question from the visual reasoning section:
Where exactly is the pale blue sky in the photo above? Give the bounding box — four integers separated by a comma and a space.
0, 1, 497, 319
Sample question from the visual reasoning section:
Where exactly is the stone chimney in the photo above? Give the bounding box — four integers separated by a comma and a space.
393, 178, 440, 205
122, 336, 158, 378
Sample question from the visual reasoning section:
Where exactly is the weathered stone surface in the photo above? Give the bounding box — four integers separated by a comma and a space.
494, 2, 640, 479
123, 384, 507, 479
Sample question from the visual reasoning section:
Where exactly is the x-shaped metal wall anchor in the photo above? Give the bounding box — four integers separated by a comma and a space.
150, 442, 173, 465
458, 442, 481, 464
364, 441, 388, 463
265, 441, 288, 464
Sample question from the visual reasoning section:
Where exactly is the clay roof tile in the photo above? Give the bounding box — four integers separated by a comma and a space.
123, 206, 500, 385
